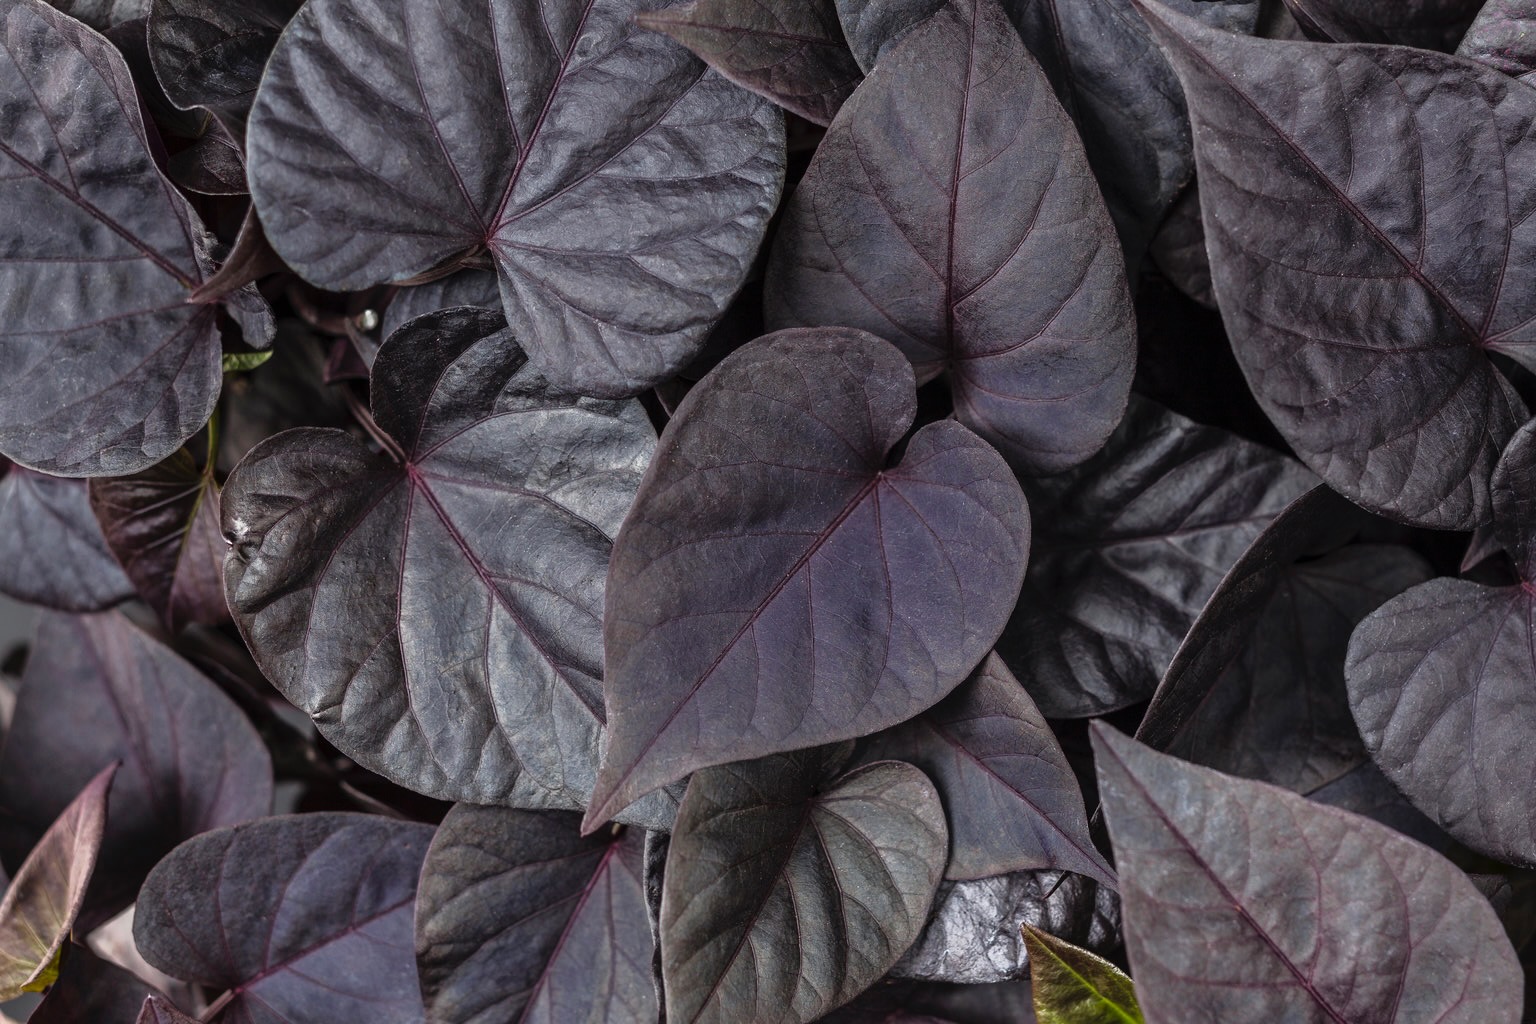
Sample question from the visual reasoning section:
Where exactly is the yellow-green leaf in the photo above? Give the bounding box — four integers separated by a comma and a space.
221, 350, 274, 374
1024, 924, 1142, 1024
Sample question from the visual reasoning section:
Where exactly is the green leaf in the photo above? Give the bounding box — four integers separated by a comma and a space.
1024, 924, 1143, 1024
221, 350, 274, 374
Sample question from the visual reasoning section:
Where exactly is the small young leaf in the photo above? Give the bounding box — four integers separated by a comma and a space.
1022, 925, 1142, 1024
219, 350, 274, 374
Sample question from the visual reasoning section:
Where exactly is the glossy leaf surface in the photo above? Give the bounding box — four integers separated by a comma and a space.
1138, 3, 1531, 528
858, 654, 1113, 884
661, 748, 947, 1024
223, 308, 668, 822
1459, 0, 1536, 80
765, 0, 1134, 476
0, 613, 272, 921
134, 813, 435, 1024
246, 0, 785, 397
637, 0, 862, 125
147, 0, 302, 136
999, 397, 1315, 717
1094, 725, 1522, 1023
0, 465, 133, 611
379, 271, 502, 351
0, 0, 228, 475
415, 806, 655, 1024
1022, 925, 1141, 1024
592, 328, 1029, 825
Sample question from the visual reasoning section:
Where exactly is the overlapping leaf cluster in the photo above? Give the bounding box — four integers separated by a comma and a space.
2, 0, 1536, 1020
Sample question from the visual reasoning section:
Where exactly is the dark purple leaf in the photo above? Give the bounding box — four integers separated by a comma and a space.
637, 0, 863, 125
380, 271, 502, 353
134, 813, 434, 1024
1492, 416, 1536, 581
0, 464, 133, 612
89, 448, 228, 631
1307, 759, 1455, 853
1281, 0, 1481, 48
764, 0, 1134, 476
164, 124, 247, 196
0, 613, 271, 922
42, 0, 145, 29
828, 979, 1038, 1024
0, 766, 112, 1000
147, 0, 302, 138
0, 0, 254, 476
834, 0, 942, 70
661, 747, 947, 1023
1137, 2, 1532, 528
1147, 180, 1214, 308
245, 0, 785, 397
1459, 0, 1536, 81
414, 806, 656, 1024
137, 994, 197, 1024
857, 653, 1114, 884
998, 397, 1315, 718
1094, 724, 1522, 1023
31, 946, 158, 1024
892, 870, 1119, 984
217, 321, 351, 469
222, 308, 673, 824
589, 328, 1029, 826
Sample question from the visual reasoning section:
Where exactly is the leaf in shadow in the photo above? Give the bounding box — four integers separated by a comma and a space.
137, 994, 197, 1023
380, 271, 503, 353
146, 0, 302, 139
0, 464, 133, 612
835, 0, 943, 70
1281, 0, 1482, 48
1459, 0, 1536, 81
30, 945, 158, 1024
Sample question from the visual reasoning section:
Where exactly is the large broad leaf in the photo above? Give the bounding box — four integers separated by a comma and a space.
90, 447, 227, 631
1093, 725, 1523, 1023
1137, 2, 1531, 528
1281, 0, 1482, 48
0, 464, 133, 611
246, 0, 785, 397
0, 0, 247, 476
589, 328, 1030, 826
380, 271, 502, 355
223, 308, 671, 824
0, 613, 271, 922
31, 946, 158, 1024
764, 0, 1134, 476
134, 813, 434, 1024
1459, 0, 1536, 81
857, 654, 1113, 884
1022, 926, 1142, 1024
661, 747, 947, 1024
0, 766, 113, 1000
834, 0, 942, 69
637, 0, 863, 125
146, 0, 302, 138
998, 397, 1316, 718
415, 806, 655, 1024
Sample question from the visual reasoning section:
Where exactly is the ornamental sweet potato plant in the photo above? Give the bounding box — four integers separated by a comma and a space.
1, 0, 1535, 1021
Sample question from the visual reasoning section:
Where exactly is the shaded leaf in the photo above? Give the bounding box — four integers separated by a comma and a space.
1022, 925, 1141, 1024
380, 271, 502, 352
835, 0, 941, 70
246, 0, 785, 397
220, 351, 273, 374
662, 748, 947, 1024
998, 397, 1316, 718
217, 321, 351, 468
0, 766, 113, 1001
857, 653, 1114, 884
1459, 0, 1536, 81
1093, 725, 1522, 1023
164, 124, 247, 196
765, 0, 1134, 476
0, 465, 133, 612
415, 806, 656, 1024
42, 0, 144, 29
1307, 759, 1454, 853
223, 308, 671, 823
1147, 181, 1214, 308
827, 979, 1038, 1024
147, 0, 302, 137
137, 995, 197, 1024
637, 0, 863, 125
590, 328, 1029, 826
1492, 415, 1536, 581
31, 945, 158, 1024
1281, 0, 1481, 48
134, 813, 433, 1024
0, 613, 271, 922
1137, 2, 1531, 528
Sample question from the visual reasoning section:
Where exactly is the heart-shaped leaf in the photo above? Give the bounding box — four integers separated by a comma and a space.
0, 612, 271, 923
590, 327, 1030, 826
415, 806, 656, 1024
1459, 0, 1536, 80
998, 397, 1316, 718
661, 747, 947, 1024
0, 0, 258, 476
857, 653, 1113, 884
0, 464, 133, 611
146, 0, 301, 138
223, 308, 671, 823
637, 0, 863, 125
31, 945, 158, 1024
1137, 2, 1531, 528
1281, 0, 1482, 47
1022, 925, 1142, 1024
134, 813, 435, 1024
246, 0, 785, 397
0, 765, 113, 1001
1093, 725, 1522, 1023
765, 0, 1134, 476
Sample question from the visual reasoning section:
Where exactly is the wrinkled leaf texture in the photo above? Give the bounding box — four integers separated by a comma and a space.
590, 328, 1029, 826
42, 0, 143, 28
1095, 725, 1522, 1023
134, 813, 435, 1024
999, 396, 1315, 718
1459, 0, 1536, 81
0, 612, 272, 922
415, 806, 655, 1024
223, 308, 673, 824
1021, 925, 1142, 1024
661, 747, 947, 1024
1281, 0, 1482, 48
246, 0, 786, 397
146, 0, 302, 137
380, 270, 502, 355
765, 0, 1135, 477
0, 464, 133, 611
834, 0, 942, 70
1138, 1, 1532, 528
